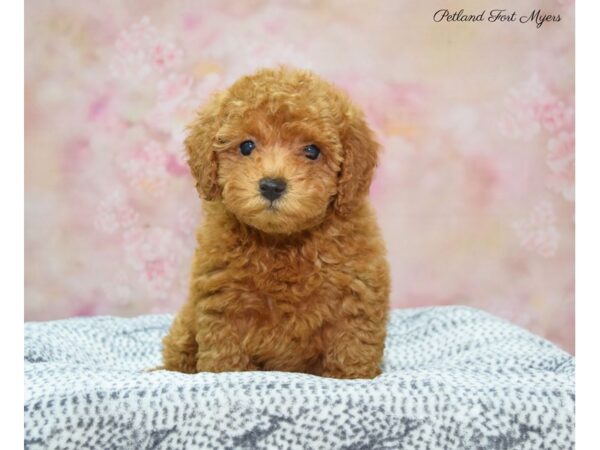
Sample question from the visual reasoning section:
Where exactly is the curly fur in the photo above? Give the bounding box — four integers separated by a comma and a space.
162, 67, 390, 379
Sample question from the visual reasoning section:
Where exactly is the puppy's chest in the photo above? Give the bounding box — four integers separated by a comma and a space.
218, 243, 347, 318
231, 260, 333, 313
229, 240, 341, 294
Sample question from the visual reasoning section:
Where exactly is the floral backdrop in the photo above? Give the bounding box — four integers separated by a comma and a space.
25, 0, 575, 352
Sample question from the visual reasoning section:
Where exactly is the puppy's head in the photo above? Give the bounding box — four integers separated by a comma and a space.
186, 67, 379, 234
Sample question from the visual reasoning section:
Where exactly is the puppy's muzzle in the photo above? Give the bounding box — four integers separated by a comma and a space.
259, 178, 287, 202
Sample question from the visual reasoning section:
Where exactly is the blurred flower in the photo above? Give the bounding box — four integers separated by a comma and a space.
206, 36, 313, 83
512, 201, 560, 257
498, 74, 550, 140
112, 16, 183, 81
538, 100, 574, 133
498, 75, 575, 204
94, 191, 140, 234
176, 208, 198, 235
118, 140, 170, 195
123, 227, 185, 296
546, 131, 575, 201
547, 131, 575, 173
157, 73, 193, 106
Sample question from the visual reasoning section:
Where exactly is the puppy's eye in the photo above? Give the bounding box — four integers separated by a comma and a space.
240, 140, 255, 156
303, 144, 320, 160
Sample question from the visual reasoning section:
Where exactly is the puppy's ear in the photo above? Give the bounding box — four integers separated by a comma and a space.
334, 106, 380, 215
185, 94, 224, 201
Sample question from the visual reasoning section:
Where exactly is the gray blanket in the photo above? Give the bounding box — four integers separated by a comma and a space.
24, 306, 574, 449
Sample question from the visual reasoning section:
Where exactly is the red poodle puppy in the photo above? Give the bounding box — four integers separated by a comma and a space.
162, 67, 390, 379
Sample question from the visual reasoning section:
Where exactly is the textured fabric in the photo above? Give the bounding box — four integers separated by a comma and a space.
24, 306, 574, 449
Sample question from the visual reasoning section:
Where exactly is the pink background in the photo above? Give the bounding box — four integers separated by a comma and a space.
25, 0, 575, 352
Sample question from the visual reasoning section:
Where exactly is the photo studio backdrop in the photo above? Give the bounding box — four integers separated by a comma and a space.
25, 0, 575, 352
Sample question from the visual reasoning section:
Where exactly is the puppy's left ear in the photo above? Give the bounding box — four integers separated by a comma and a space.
334, 106, 380, 215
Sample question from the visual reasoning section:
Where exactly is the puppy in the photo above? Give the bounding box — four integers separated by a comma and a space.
162, 67, 390, 379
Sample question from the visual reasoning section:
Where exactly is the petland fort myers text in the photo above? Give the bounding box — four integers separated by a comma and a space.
433, 9, 561, 28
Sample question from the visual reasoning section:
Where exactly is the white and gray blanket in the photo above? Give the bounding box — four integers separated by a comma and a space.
24, 306, 574, 449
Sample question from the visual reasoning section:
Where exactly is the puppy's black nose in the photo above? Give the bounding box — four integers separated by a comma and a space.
259, 178, 287, 202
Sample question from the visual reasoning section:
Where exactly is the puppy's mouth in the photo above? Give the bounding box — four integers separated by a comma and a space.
265, 201, 279, 212
257, 192, 283, 212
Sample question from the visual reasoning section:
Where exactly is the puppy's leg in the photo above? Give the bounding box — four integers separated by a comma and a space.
195, 313, 256, 372
162, 301, 199, 374
319, 311, 387, 379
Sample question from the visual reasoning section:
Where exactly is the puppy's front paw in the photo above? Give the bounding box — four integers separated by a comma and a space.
196, 353, 256, 373
320, 366, 382, 380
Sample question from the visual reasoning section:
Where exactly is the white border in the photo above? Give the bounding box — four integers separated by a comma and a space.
576, 0, 600, 446
1, 0, 24, 447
